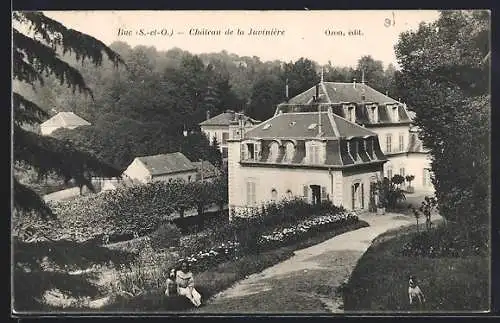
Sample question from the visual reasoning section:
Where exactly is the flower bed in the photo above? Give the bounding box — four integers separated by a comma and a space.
258, 211, 359, 249
175, 210, 359, 273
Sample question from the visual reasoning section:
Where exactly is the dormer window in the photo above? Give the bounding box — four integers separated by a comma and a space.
392, 106, 399, 122
344, 105, 356, 123
268, 141, 280, 161
283, 142, 295, 162
308, 123, 318, 130
308, 141, 321, 164
370, 105, 379, 123
263, 123, 272, 130
347, 139, 360, 162
242, 141, 261, 161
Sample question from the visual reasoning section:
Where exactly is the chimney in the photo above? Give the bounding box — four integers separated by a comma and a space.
206, 110, 211, 120
315, 84, 320, 100
361, 70, 365, 84
318, 103, 322, 136
353, 78, 357, 88
285, 78, 289, 100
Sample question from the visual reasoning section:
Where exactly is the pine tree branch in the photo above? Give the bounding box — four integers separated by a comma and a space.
13, 29, 93, 97
14, 11, 125, 68
13, 92, 49, 125
13, 49, 44, 85
13, 178, 54, 219
14, 125, 122, 186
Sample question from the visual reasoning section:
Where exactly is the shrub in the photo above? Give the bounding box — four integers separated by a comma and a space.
375, 178, 406, 210
402, 223, 489, 258
149, 223, 182, 251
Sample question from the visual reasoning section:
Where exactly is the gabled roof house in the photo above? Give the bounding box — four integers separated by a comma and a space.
40, 112, 91, 136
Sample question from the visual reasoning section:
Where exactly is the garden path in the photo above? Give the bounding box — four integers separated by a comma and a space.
198, 212, 441, 313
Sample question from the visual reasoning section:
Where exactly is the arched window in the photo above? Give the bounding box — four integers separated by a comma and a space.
269, 141, 280, 161
286, 189, 293, 199
284, 142, 295, 162
271, 188, 278, 201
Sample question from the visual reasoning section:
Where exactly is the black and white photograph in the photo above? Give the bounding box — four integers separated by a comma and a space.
11, 10, 491, 314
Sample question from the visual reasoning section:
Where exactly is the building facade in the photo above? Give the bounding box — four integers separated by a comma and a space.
199, 110, 260, 160
275, 81, 434, 192
227, 109, 388, 217
123, 152, 198, 184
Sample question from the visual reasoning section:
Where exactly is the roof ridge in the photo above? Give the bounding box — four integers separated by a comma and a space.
58, 113, 68, 127
327, 110, 340, 137
320, 81, 332, 103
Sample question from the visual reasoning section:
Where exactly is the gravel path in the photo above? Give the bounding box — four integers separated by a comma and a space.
198, 213, 440, 313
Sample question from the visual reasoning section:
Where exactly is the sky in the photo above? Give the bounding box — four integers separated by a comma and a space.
43, 10, 440, 69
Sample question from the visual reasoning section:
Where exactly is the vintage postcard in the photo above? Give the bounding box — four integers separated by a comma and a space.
11, 10, 491, 315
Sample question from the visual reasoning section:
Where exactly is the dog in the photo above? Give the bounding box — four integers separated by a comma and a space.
165, 268, 177, 296
408, 275, 425, 309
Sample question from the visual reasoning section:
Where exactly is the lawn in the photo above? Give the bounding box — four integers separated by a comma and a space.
342, 222, 490, 313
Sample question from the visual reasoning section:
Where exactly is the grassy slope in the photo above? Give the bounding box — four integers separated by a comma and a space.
101, 220, 369, 312
343, 224, 490, 313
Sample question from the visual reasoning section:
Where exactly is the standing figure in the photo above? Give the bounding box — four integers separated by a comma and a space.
176, 261, 202, 307
408, 275, 426, 310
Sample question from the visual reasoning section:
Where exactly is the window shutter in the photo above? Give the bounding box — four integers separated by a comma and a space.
321, 186, 327, 201
251, 182, 256, 204
241, 144, 246, 160
303, 185, 309, 201
361, 183, 365, 209
246, 181, 251, 204
351, 185, 355, 210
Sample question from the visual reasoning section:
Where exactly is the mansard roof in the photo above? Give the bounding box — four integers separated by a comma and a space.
276, 81, 412, 125
244, 111, 376, 140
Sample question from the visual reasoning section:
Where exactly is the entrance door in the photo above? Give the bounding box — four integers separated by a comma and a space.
351, 183, 364, 210
310, 185, 321, 205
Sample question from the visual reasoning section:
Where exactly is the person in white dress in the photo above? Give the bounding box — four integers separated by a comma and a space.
176, 261, 202, 307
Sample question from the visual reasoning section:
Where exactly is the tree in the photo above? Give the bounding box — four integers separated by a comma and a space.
405, 175, 415, 188
13, 11, 125, 218
394, 10, 490, 232
375, 177, 406, 210
281, 58, 318, 98
391, 174, 406, 188
247, 73, 283, 121
355, 55, 385, 91
12, 11, 133, 310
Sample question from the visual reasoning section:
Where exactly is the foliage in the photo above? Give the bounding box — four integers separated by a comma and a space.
13, 237, 136, 311
149, 223, 182, 251
228, 199, 346, 253
12, 11, 129, 311
14, 176, 229, 243
258, 211, 359, 250
405, 175, 415, 187
105, 213, 367, 312
375, 178, 406, 209
343, 223, 489, 312
12, 11, 124, 218
402, 223, 489, 258
391, 174, 405, 187
394, 10, 490, 230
